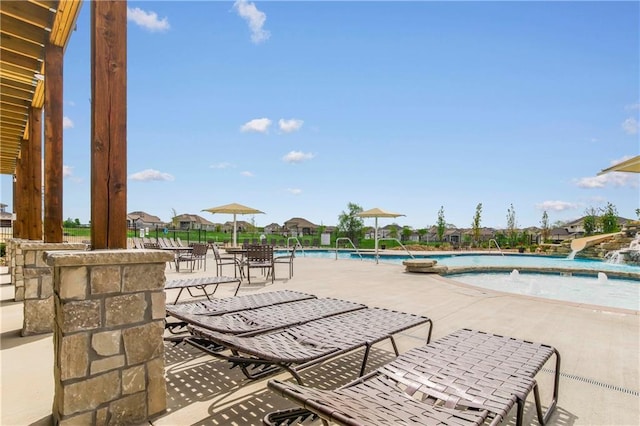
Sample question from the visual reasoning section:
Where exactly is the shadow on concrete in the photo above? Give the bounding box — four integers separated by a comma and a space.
0, 328, 51, 350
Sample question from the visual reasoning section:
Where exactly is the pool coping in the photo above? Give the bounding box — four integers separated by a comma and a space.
438, 266, 640, 315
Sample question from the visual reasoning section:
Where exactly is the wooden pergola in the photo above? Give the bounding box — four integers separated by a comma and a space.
1, 0, 128, 248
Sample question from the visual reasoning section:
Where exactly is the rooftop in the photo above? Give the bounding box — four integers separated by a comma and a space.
1, 253, 638, 425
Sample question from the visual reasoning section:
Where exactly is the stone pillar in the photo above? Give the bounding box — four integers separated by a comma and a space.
10, 238, 38, 301
46, 249, 172, 425
21, 242, 87, 335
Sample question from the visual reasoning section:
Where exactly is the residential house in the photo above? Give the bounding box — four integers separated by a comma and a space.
263, 223, 282, 234
283, 217, 318, 237
0, 203, 12, 228
174, 214, 216, 231
127, 211, 165, 230
221, 220, 253, 235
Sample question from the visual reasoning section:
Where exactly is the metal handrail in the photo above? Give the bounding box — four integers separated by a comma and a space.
489, 239, 504, 256
377, 238, 415, 260
286, 237, 304, 256
334, 238, 363, 260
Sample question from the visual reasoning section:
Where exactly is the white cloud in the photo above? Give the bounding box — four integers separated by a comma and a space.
287, 188, 302, 195
127, 7, 170, 32
278, 118, 304, 133
622, 117, 638, 135
128, 169, 174, 182
625, 103, 640, 111
535, 200, 578, 212
63, 165, 73, 178
67, 101, 75, 107
241, 171, 254, 177
240, 118, 271, 133
574, 173, 637, 188
233, 0, 270, 44
210, 162, 234, 169
63, 116, 74, 129
283, 151, 315, 163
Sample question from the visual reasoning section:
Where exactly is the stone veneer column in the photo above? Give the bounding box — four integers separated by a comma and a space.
46, 249, 173, 425
9, 238, 37, 301
22, 242, 88, 335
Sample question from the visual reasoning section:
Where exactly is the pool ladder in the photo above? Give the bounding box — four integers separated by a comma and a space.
489, 239, 504, 256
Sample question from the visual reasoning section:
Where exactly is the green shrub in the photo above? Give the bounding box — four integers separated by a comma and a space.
0, 243, 5, 258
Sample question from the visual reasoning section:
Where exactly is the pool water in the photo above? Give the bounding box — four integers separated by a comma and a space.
447, 270, 639, 311
286, 250, 640, 274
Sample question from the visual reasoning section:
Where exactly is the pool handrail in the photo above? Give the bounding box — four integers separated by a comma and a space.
377, 238, 415, 261
334, 238, 364, 260
286, 237, 305, 256
489, 239, 504, 256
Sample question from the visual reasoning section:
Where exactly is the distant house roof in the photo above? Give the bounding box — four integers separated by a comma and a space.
175, 214, 215, 226
284, 217, 318, 228
127, 211, 163, 223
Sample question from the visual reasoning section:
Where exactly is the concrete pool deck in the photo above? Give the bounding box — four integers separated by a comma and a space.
1, 253, 639, 425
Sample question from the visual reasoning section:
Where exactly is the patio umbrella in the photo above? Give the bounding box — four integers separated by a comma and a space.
597, 155, 640, 175
356, 207, 405, 264
202, 203, 265, 247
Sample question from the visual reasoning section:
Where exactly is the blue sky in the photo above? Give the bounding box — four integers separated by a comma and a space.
2, 0, 638, 230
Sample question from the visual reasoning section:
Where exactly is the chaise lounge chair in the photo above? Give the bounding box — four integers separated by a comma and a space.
169, 297, 366, 337
165, 289, 317, 334
265, 328, 560, 426
164, 276, 243, 304
186, 307, 432, 385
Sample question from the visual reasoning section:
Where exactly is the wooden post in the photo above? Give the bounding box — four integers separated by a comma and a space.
91, 1, 127, 249
13, 157, 24, 238
27, 107, 43, 241
44, 42, 64, 243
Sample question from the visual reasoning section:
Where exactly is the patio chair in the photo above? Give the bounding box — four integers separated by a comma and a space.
186, 307, 432, 384
273, 246, 296, 279
176, 243, 208, 272
169, 297, 366, 337
245, 244, 274, 284
264, 328, 560, 426
212, 245, 243, 278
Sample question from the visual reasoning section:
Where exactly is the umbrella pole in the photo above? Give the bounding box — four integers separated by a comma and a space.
233, 214, 237, 247
375, 217, 379, 264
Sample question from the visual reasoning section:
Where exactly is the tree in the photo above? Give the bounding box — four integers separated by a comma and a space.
63, 217, 80, 228
170, 208, 179, 229
401, 226, 412, 242
437, 206, 446, 242
583, 207, 599, 236
636, 208, 640, 220
389, 225, 398, 240
540, 211, 550, 243
506, 204, 517, 246
471, 203, 482, 247
418, 228, 427, 243
600, 202, 620, 234
337, 202, 364, 245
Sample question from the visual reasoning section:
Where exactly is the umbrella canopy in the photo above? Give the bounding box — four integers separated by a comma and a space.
202, 203, 265, 247
356, 207, 405, 263
598, 155, 640, 175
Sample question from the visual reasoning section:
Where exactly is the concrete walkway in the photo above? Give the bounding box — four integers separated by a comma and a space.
1, 254, 639, 425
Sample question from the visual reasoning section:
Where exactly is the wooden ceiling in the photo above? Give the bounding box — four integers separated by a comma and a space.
0, 0, 82, 175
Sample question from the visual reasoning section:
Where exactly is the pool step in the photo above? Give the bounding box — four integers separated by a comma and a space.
402, 259, 448, 274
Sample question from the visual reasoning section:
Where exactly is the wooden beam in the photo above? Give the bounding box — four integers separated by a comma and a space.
44, 42, 63, 242
14, 155, 24, 238
91, 0, 127, 249
27, 106, 42, 240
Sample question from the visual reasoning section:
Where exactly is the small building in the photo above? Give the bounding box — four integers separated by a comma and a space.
127, 211, 165, 230
173, 214, 216, 231
283, 217, 318, 236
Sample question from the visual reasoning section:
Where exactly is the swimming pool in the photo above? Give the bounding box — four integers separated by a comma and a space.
285, 249, 640, 274
446, 270, 639, 311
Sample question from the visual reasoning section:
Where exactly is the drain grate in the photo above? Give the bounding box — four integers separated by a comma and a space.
541, 368, 639, 397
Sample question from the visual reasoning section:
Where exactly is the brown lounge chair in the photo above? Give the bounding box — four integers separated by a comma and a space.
186, 307, 432, 384
165, 290, 317, 335
169, 297, 366, 337
265, 328, 560, 426
164, 276, 242, 304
